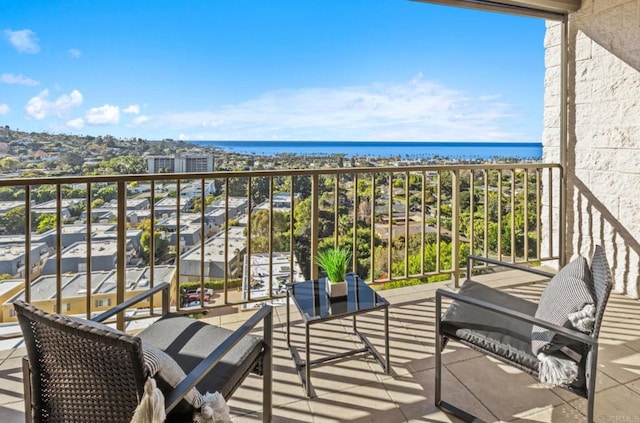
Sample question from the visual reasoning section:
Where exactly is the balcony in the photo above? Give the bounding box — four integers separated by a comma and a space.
0, 163, 638, 421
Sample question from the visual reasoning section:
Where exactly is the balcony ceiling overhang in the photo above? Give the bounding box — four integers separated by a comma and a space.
413, 0, 580, 20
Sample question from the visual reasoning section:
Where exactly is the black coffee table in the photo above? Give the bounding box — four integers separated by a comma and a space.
286, 273, 390, 397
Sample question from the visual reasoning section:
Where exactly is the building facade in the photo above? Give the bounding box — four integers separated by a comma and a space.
147, 153, 214, 174
544, 0, 640, 297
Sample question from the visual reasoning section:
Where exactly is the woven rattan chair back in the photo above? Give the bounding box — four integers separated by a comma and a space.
14, 300, 147, 423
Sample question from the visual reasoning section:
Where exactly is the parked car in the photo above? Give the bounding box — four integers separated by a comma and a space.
184, 288, 211, 304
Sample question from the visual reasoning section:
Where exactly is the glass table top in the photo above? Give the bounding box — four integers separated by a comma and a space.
286, 273, 388, 322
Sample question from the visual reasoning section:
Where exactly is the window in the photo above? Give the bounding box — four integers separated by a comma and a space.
95, 298, 112, 308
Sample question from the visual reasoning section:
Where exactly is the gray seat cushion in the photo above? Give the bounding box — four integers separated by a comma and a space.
440, 280, 539, 371
138, 313, 264, 419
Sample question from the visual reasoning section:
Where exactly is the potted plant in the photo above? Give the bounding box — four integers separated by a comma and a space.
316, 247, 351, 298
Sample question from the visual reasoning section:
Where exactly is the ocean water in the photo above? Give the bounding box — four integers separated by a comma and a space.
190, 141, 542, 160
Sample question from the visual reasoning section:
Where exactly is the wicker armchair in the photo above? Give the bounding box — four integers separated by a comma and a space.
14, 282, 273, 423
435, 246, 613, 423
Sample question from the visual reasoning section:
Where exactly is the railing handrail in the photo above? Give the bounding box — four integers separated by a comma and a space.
0, 162, 561, 187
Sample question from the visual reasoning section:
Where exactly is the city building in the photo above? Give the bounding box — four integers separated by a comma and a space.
147, 153, 214, 174
179, 225, 246, 282
0, 265, 176, 323
40, 239, 135, 275
241, 251, 305, 307
0, 242, 49, 279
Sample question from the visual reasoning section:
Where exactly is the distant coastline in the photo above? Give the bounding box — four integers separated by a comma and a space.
190, 140, 542, 160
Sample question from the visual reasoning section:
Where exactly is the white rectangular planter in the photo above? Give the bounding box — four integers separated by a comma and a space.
326, 280, 348, 298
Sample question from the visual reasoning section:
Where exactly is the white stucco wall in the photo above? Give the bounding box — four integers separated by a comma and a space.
543, 0, 640, 297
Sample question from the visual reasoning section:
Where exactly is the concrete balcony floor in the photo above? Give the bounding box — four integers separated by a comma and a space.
1, 269, 639, 422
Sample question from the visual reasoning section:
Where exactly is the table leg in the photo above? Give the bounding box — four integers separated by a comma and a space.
305, 322, 311, 397
286, 289, 290, 346
385, 306, 390, 374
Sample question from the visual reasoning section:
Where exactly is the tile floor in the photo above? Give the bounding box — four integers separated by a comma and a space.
1, 270, 639, 422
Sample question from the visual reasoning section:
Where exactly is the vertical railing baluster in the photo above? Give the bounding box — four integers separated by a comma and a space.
511, 169, 516, 262
175, 179, 182, 308
469, 170, 475, 258
536, 169, 542, 260
497, 169, 503, 261
404, 172, 409, 279
56, 184, 62, 314
200, 178, 206, 306
334, 175, 339, 248
24, 185, 31, 305
451, 170, 460, 288
387, 172, 393, 280
224, 178, 230, 304
558, 166, 565, 264
352, 173, 358, 273
310, 174, 319, 281
289, 176, 295, 285
370, 173, 376, 282
484, 170, 489, 260
435, 171, 442, 273
548, 168, 554, 260
421, 171, 426, 277
150, 180, 156, 313
524, 169, 530, 262
85, 183, 92, 319
268, 176, 274, 299
246, 177, 252, 301
116, 181, 126, 331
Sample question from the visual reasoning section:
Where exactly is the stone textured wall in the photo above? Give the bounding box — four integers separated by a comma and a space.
543, 0, 640, 297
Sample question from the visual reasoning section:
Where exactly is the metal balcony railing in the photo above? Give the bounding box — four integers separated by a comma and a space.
0, 162, 562, 336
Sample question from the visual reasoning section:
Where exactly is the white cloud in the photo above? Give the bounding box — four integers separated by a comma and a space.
0, 73, 39, 86
123, 104, 140, 114
130, 115, 151, 126
86, 104, 120, 125
179, 133, 190, 141
153, 76, 519, 141
68, 48, 82, 58
4, 29, 40, 54
66, 118, 84, 129
0, 104, 9, 115
25, 89, 83, 119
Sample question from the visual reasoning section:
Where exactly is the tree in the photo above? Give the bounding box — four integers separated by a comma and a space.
36, 214, 57, 234
226, 177, 248, 197
0, 206, 26, 235
137, 219, 170, 264
90, 155, 146, 175
0, 157, 20, 172
0, 187, 15, 201
33, 186, 56, 203
62, 151, 84, 167
95, 186, 117, 203
192, 194, 215, 213
91, 198, 105, 209
248, 209, 290, 253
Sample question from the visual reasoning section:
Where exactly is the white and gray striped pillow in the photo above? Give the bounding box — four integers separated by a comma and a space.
532, 256, 595, 355
142, 342, 202, 407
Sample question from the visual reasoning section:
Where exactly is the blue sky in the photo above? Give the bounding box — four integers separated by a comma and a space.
0, 1, 545, 142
